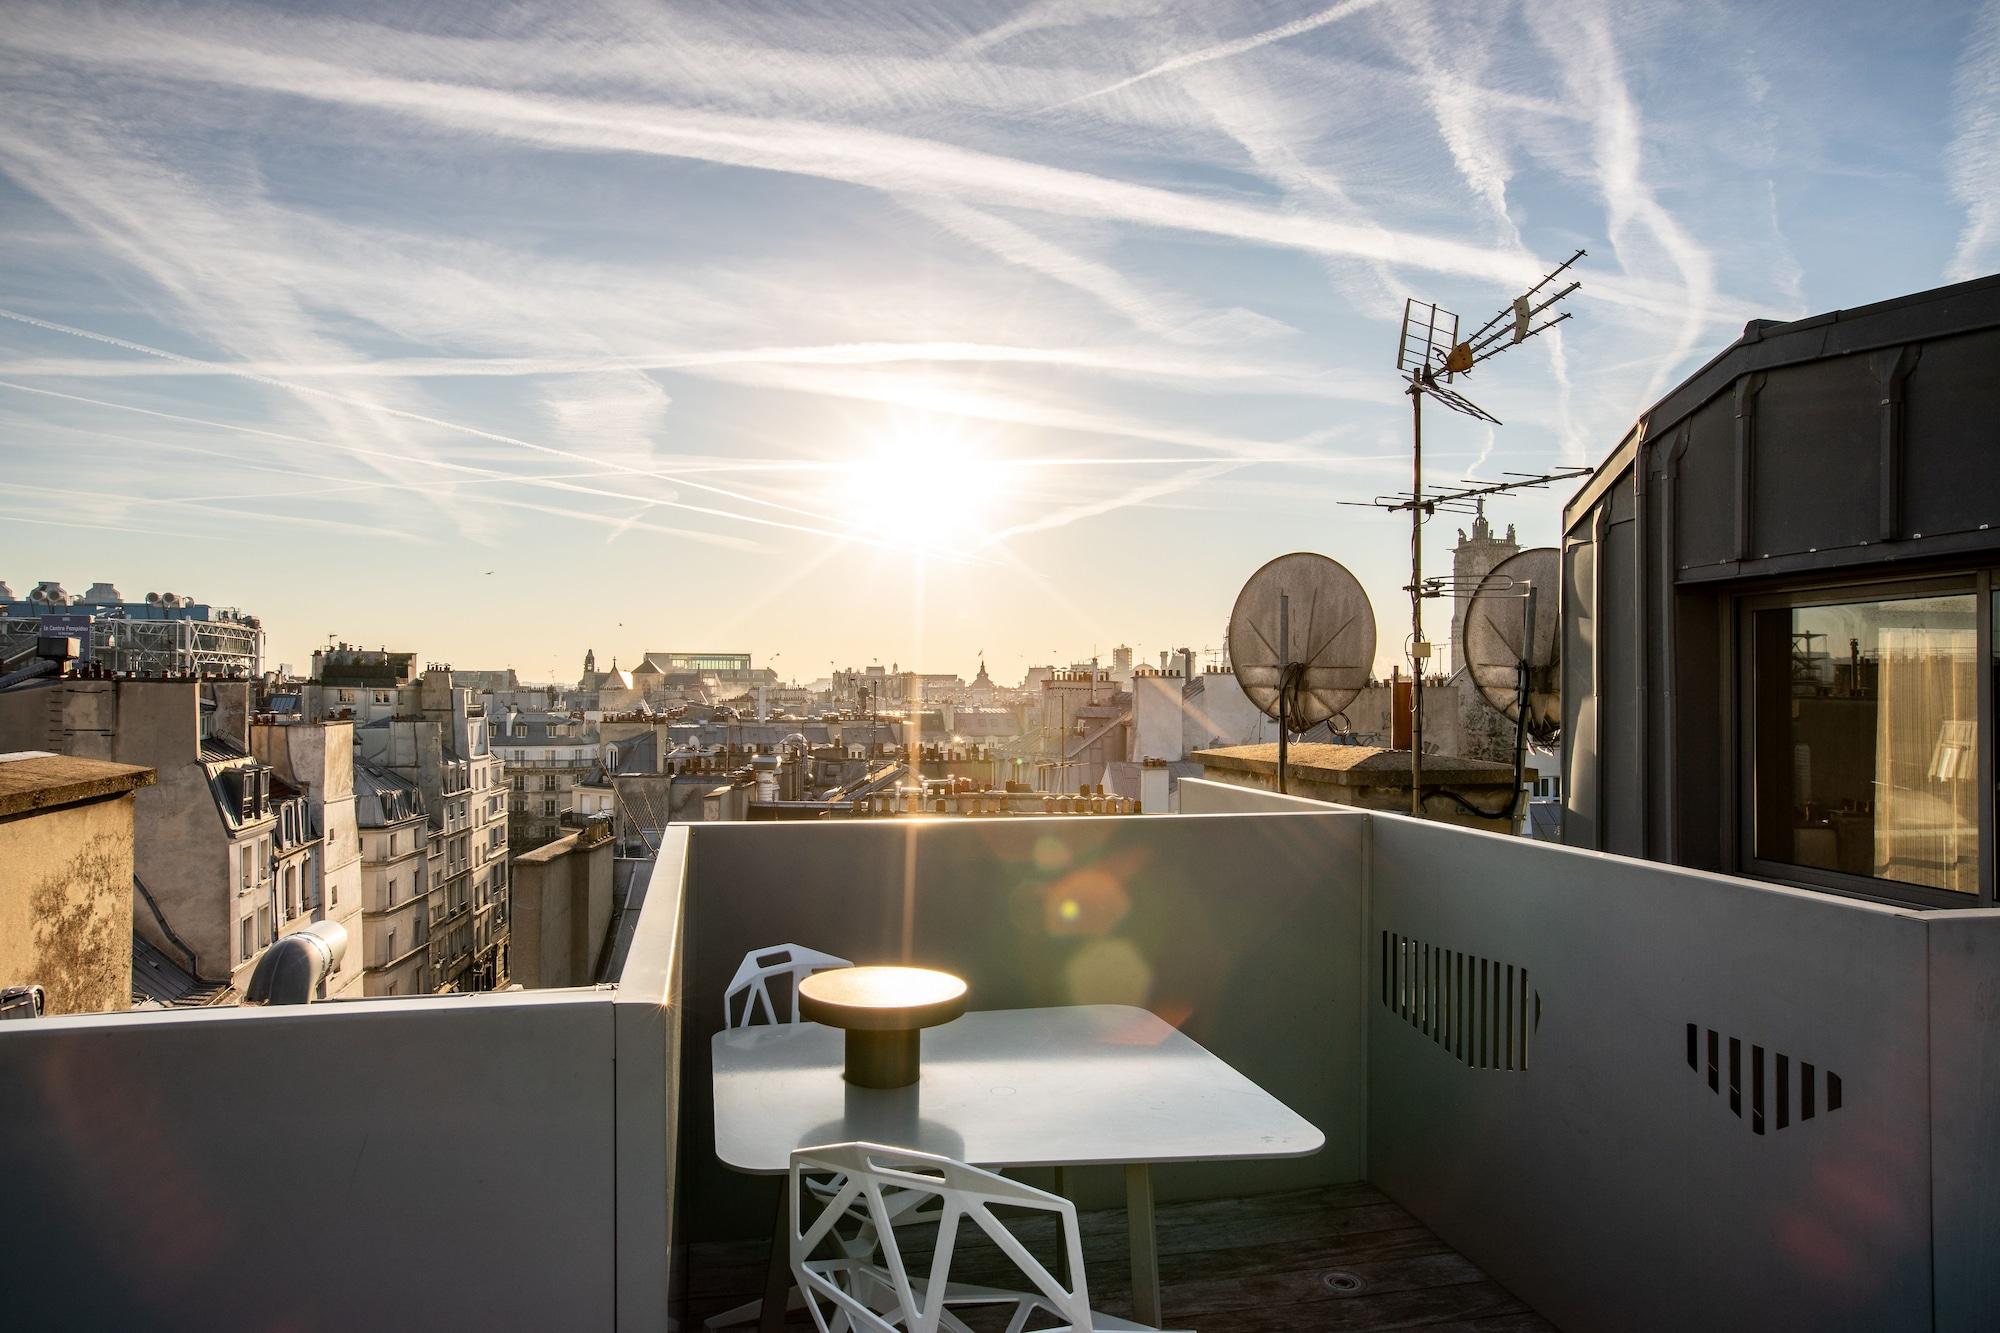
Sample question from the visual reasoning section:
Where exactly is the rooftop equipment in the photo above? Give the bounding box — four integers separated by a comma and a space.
1226, 552, 1376, 794
243, 921, 349, 1006
1351, 251, 1593, 812
1461, 545, 1563, 830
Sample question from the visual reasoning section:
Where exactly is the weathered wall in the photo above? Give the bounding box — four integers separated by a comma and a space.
0, 681, 251, 983
1178, 670, 1277, 752
512, 834, 616, 989
0, 794, 136, 1015
1129, 671, 1189, 761
1333, 678, 1468, 755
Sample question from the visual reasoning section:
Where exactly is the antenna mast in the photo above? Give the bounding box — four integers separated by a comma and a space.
1362, 250, 1590, 816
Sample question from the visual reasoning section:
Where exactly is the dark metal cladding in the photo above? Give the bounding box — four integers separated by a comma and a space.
1560, 273, 2000, 881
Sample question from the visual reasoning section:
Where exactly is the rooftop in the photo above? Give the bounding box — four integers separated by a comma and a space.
2, 782, 1991, 1331
685, 1181, 1555, 1331
1194, 742, 1518, 783
129, 933, 233, 1009
0, 750, 154, 816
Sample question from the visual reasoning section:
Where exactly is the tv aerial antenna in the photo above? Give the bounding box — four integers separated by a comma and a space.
1462, 546, 1563, 830
1344, 249, 1590, 815
1226, 553, 1376, 795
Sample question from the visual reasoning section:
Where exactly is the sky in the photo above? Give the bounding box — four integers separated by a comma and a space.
1, 0, 1994, 686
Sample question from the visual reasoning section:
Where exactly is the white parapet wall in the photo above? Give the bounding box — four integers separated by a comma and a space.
1364, 811, 2000, 1333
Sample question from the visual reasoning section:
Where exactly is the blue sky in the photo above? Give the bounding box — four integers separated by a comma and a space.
1, 0, 1993, 684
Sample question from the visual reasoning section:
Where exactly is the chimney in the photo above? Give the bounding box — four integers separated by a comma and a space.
208, 679, 253, 751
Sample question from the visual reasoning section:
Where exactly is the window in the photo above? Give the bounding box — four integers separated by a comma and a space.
543, 798, 558, 816
1751, 590, 1979, 896
388, 926, 396, 958
240, 915, 254, 962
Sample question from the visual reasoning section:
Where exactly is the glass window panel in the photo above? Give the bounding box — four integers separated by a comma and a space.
1753, 592, 1978, 893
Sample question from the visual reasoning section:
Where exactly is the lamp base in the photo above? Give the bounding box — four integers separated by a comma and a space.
844, 1028, 921, 1089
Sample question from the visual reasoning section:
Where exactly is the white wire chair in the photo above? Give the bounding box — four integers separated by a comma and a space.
724, 942, 853, 1028
708, 943, 858, 1329
790, 1142, 1181, 1333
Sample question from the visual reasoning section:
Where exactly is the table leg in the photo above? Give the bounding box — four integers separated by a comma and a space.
760, 1183, 791, 1333
1052, 1166, 1072, 1288
1124, 1164, 1160, 1328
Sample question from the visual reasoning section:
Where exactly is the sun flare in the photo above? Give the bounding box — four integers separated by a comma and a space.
831, 414, 1011, 553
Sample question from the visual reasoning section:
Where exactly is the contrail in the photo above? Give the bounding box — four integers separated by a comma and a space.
0, 305, 854, 533
1055, 0, 1395, 107
0, 376, 975, 559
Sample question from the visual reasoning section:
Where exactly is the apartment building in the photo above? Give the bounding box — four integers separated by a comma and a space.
0, 676, 362, 999
309, 651, 510, 991
353, 762, 431, 996
249, 714, 365, 996
492, 708, 601, 852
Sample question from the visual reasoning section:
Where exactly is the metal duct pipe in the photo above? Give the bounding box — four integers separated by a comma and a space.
243, 920, 349, 1006
0, 657, 59, 692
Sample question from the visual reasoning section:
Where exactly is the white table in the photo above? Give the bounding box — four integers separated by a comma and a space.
712, 1004, 1324, 1329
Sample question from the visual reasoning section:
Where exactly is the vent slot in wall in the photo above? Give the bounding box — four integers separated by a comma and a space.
1686, 1024, 1843, 1134
1381, 931, 1537, 1072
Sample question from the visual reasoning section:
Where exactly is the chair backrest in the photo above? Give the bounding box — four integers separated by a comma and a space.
724, 943, 852, 1028
789, 1142, 1092, 1333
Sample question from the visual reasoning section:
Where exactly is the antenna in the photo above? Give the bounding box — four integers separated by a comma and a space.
1226, 553, 1377, 795
1370, 250, 1588, 815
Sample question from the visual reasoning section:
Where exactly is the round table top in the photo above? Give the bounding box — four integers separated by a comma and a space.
798, 965, 968, 1032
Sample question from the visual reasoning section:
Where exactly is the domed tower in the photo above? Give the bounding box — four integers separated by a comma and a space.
969, 658, 996, 703
1448, 499, 1519, 677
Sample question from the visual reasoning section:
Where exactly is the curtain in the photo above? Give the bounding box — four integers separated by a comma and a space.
1873, 625, 1978, 891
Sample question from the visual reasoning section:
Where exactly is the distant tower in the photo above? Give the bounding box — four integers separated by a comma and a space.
1449, 499, 1519, 677
584, 647, 597, 675
1111, 644, 1134, 679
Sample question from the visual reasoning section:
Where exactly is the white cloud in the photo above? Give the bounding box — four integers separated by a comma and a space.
1947, 1, 2000, 281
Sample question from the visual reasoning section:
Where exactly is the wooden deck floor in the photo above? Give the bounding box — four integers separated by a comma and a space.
682, 1180, 1557, 1331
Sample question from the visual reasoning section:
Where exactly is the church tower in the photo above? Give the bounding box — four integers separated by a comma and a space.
580, 647, 597, 689
1448, 499, 1519, 677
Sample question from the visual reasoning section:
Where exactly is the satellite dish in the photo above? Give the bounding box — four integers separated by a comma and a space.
1464, 547, 1561, 743
1227, 553, 1377, 733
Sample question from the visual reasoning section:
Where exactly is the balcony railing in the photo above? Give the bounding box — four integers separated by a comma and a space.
3, 783, 1996, 1331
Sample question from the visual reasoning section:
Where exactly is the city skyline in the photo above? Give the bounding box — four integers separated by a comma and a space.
2, 1, 1994, 679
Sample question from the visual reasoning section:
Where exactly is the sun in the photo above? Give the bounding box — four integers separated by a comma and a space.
830, 414, 1011, 552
